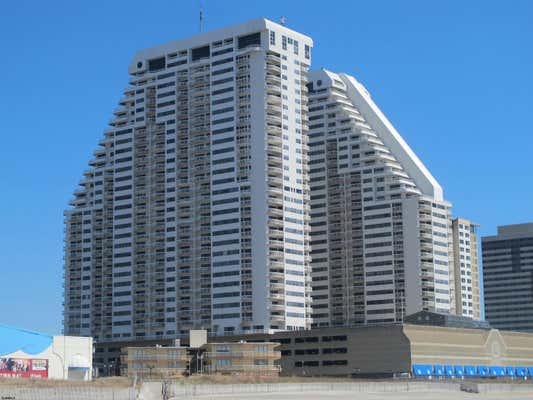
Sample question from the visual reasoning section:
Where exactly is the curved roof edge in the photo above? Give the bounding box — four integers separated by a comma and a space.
338, 72, 444, 201
0, 324, 53, 356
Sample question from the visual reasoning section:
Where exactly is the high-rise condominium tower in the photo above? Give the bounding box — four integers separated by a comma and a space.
64, 19, 313, 341
307, 69, 455, 327
451, 217, 481, 320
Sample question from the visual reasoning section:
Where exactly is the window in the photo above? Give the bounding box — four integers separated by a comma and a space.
269, 31, 276, 45
212, 47, 233, 57
323, 360, 348, 366
304, 44, 310, 59
216, 359, 232, 367
303, 361, 319, 367
294, 40, 299, 55
215, 345, 230, 353
238, 32, 261, 49
282, 35, 287, 50
191, 45, 210, 61
148, 57, 165, 72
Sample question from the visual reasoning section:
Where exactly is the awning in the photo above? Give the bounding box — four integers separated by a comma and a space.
465, 365, 476, 376
412, 364, 433, 377
68, 354, 90, 371
444, 365, 454, 376
489, 366, 505, 377
477, 366, 489, 377
433, 365, 444, 376
454, 365, 465, 376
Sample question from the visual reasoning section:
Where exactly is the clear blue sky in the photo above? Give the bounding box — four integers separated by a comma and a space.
0, 0, 531, 334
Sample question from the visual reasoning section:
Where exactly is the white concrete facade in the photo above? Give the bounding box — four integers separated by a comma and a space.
64, 19, 313, 341
307, 69, 455, 327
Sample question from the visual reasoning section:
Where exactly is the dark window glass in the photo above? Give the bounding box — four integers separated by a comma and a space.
238, 32, 261, 49
148, 57, 166, 72
191, 45, 210, 61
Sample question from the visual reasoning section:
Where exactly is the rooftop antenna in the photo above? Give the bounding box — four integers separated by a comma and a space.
199, 6, 204, 32
280, 16, 286, 26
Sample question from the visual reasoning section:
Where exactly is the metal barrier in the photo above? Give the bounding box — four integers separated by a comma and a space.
165, 381, 533, 397
0, 386, 136, 400
168, 381, 460, 397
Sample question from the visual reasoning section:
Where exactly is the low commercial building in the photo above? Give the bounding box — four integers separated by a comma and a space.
217, 312, 533, 378
120, 331, 280, 377
122, 343, 189, 378
101, 313, 533, 378
0, 324, 92, 380
201, 342, 279, 376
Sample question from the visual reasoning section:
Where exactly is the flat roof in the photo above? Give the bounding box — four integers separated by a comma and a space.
483, 222, 533, 241
130, 18, 313, 70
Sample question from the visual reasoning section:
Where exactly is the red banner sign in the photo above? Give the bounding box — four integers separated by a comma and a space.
0, 358, 48, 379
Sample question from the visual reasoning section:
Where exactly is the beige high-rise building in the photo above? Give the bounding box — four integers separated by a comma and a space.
451, 218, 481, 320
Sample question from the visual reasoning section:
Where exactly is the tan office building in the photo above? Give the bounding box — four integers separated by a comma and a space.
121, 337, 279, 377
452, 218, 481, 320
201, 342, 280, 376
122, 345, 189, 378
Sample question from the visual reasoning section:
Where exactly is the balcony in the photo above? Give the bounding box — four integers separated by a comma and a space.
269, 292, 285, 301
267, 104, 282, 114
267, 184, 283, 196
266, 74, 281, 85
267, 134, 282, 147
266, 84, 281, 95
267, 154, 283, 166
266, 63, 281, 74
266, 54, 280, 64
266, 94, 282, 106
108, 115, 129, 126
267, 145, 282, 160
266, 114, 282, 125
268, 228, 284, 239
268, 216, 284, 228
